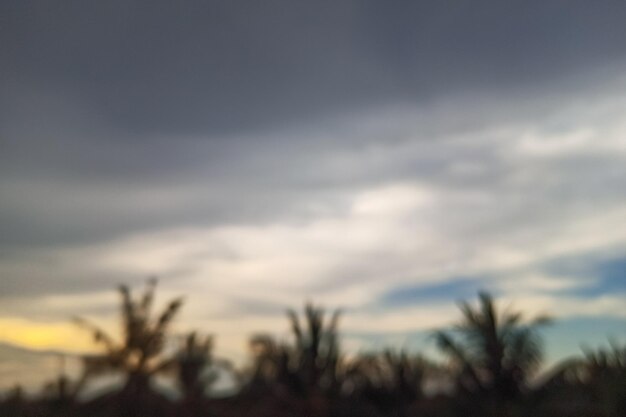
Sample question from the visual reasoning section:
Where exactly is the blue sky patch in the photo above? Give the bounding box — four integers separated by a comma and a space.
378, 277, 487, 308
544, 255, 626, 298
543, 316, 626, 366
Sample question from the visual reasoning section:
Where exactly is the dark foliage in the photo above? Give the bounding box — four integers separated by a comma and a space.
434, 292, 550, 416
0, 286, 623, 417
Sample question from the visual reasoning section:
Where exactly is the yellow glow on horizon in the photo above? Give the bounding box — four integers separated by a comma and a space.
0, 317, 98, 353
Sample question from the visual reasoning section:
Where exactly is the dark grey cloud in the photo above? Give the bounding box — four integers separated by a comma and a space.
2, 0, 626, 136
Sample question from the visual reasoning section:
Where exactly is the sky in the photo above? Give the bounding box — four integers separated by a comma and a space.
1, 0, 626, 391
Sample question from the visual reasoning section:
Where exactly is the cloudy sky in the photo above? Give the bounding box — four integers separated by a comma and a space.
1, 0, 626, 389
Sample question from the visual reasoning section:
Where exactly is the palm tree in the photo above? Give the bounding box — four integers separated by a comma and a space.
287, 303, 342, 395
247, 335, 288, 384
245, 303, 342, 400
175, 331, 215, 402
75, 279, 183, 397
379, 350, 429, 404
434, 292, 549, 413
543, 341, 626, 417
348, 349, 431, 416
579, 341, 626, 416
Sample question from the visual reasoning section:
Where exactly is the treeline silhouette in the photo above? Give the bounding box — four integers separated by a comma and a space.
1, 281, 624, 417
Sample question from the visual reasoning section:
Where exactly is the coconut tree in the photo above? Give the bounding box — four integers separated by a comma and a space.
244, 303, 342, 400
434, 292, 549, 413
244, 334, 294, 397
579, 341, 626, 416
75, 279, 183, 397
378, 350, 429, 404
175, 331, 215, 402
287, 303, 342, 395
543, 341, 626, 416
347, 349, 432, 416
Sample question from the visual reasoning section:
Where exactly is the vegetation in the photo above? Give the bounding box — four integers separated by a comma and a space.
434, 292, 550, 416
1, 283, 623, 417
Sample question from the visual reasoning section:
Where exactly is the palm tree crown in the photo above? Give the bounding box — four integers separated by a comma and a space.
75, 279, 184, 394
435, 292, 549, 401
245, 303, 342, 398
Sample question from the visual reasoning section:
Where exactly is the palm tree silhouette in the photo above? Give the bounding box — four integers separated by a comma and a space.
287, 303, 342, 395
538, 340, 626, 416
579, 341, 626, 416
247, 335, 288, 384
245, 302, 342, 402
75, 279, 183, 397
434, 292, 549, 413
379, 350, 429, 404
175, 331, 215, 402
348, 349, 431, 416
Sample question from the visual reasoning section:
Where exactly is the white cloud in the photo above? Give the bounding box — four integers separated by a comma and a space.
500, 294, 626, 320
